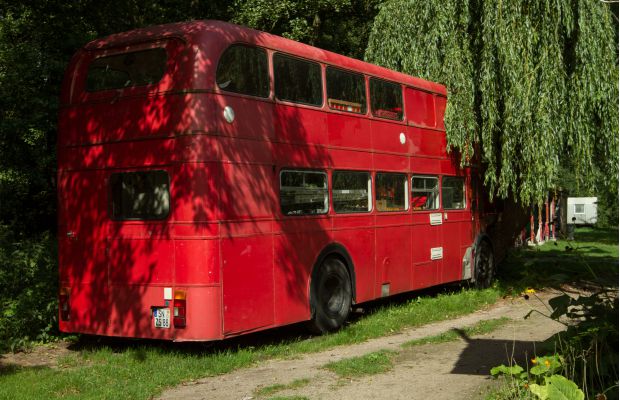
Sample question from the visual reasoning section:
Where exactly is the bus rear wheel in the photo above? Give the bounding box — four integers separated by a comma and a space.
474, 240, 494, 288
309, 257, 352, 334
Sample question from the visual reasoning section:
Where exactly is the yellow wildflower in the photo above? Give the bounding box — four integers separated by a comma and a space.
544, 359, 551, 367
531, 358, 537, 364
525, 288, 536, 294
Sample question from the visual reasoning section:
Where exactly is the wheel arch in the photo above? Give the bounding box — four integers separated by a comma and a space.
309, 243, 357, 313
473, 233, 494, 260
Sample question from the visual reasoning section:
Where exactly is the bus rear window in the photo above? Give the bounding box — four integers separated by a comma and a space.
110, 170, 170, 220
86, 48, 167, 92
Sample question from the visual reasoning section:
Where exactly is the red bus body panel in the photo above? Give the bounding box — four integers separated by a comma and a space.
58, 20, 484, 341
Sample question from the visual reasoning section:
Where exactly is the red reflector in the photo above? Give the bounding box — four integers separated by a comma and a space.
173, 298, 186, 328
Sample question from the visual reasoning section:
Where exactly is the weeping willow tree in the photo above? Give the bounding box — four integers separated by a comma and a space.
366, 0, 618, 205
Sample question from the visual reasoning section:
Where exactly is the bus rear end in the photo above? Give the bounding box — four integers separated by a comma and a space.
57, 24, 222, 341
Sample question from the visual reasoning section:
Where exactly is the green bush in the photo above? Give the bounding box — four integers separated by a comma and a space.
0, 226, 58, 351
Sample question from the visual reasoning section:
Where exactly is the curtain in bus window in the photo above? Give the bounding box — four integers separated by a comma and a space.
86, 48, 167, 92
411, 176, 439, 210
110, 170, 170, 220
280, 170, 328, 215
216, 44, 269, 98
333, 171, 371, 213
370, 78, 403, 120
442, 176, 465, 209
376, 173, 407, 211
274, 54, 322, 106
326, 67, 367, 114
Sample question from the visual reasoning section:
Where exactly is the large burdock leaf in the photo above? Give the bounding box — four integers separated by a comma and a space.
545, 375, 585, 400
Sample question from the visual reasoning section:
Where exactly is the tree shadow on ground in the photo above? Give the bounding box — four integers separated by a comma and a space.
449, 328, 556, 376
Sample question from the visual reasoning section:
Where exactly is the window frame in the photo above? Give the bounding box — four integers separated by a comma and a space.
441, 176, 466, 210
273, 52, 324, 107
332, 170, 373, 214
369, 77, 404, 121
411, 175, 440, 211
215, 43, 270, 99
108, 169, 171, 221
375, 172, 409, 212
279, 169, 329, 216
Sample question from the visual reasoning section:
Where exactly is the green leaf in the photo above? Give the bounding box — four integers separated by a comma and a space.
529, 383, 549, 400
490, 364, 524, 376
545, 375, 584, 400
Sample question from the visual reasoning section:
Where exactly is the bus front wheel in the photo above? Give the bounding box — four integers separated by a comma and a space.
474, 240, 494, 288
309, 257, 352, 334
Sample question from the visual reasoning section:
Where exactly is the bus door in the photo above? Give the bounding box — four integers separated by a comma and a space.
410, 175, 443, 289
440, 175, 471, 283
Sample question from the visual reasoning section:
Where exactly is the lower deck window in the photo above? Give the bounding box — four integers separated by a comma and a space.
280, 170, 328, 215
376, 173, 408, 211
110, 170, 170, 220
442, 176, 465, 209
411, 176, 439, 210
333, 171, 371, 213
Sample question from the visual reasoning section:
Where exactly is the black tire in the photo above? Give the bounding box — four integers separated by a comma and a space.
309, 257, 352, 334
474, 240, 494, 288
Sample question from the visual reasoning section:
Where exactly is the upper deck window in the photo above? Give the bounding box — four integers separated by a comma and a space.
109, 170, 170, 220
216, 44, 269, 98
86, 48, 167, 92
274, 53, 322, 106
370, 78, 403, 121
326, 67, 366, 114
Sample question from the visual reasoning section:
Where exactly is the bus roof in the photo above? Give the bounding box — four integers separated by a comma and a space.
84, 20, 447, 96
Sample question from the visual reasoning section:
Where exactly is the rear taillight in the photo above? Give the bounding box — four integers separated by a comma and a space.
59, 287, 70, 321
173, 290, 186, 328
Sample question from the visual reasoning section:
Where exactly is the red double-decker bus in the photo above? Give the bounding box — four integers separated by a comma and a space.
58, 20, 495, 341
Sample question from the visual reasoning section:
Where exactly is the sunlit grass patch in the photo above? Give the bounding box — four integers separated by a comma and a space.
254, 378, 311, 397
322, 350, 396, 378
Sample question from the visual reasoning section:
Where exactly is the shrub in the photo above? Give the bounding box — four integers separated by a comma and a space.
0, 226, 58, 351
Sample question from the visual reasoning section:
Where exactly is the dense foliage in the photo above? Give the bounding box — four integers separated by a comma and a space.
232, 0, 382, 59
366, 0, 618, 205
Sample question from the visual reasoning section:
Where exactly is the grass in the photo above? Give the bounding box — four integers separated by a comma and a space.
402, 317, 511, 347
497, 226, 618, 294
322, 350, 396, 378
254, 378, 311, 397
0, 227, 615, 400
0, 288, 500, 400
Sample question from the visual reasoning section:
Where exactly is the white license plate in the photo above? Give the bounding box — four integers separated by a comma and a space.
153, 308, 170, 329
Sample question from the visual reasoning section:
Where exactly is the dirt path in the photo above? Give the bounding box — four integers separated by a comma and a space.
158, 290, 566, 400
